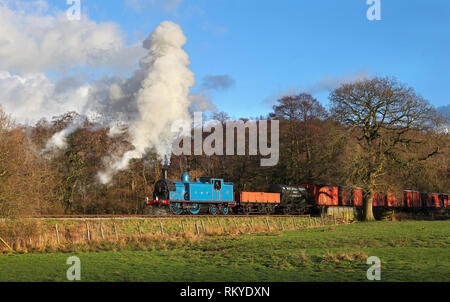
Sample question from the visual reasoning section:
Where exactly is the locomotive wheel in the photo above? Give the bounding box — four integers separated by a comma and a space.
189, 203, 201, 215
222, 207, 230, 215
209, 205, 219, 215
170, 202, 184, 215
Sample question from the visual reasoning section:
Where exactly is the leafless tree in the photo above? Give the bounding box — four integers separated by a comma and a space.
330, 77, 442, 220
271, 93, 328, 182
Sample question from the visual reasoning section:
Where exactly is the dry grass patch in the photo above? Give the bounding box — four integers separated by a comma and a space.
320, 251, 368, 263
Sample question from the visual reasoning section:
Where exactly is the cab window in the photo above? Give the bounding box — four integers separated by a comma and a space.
214, 180, 222, 190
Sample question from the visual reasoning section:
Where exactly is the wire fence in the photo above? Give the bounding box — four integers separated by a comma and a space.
0, 215, 351, 253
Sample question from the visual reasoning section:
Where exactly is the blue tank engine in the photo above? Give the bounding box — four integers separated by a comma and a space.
149, 172, 235, 215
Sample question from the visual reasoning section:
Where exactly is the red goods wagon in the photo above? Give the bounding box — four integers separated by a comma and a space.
353, 188, 363, 206
404, 191, 422, 208
426, 193, 441, 208
373, 192, 386, 207
235, 192, 280, 204
387, 193, 403, 207
317, 186, 339, 206
443, 194, 449, 208
300, 184, 338, 206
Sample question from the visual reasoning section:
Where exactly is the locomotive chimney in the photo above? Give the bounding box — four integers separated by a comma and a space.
162, 165, 169, 180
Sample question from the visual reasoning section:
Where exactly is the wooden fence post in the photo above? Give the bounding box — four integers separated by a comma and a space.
292, 216, 296, 229
100, 224, 105, 240
113, 223, 119, 241
159, 221, 164, 235
218, 220, 224, 232
86, 222, 91, 242
195, 223, 200, 235
201, 221, 206, 233
55, 224, 60, 244
137, 223, 142, 237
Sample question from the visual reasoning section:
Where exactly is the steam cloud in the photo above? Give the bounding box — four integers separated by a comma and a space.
44, 21, 196, 184
96, 21, 195, 184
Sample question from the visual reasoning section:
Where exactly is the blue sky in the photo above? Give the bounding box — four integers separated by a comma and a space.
20, 0, 450, 118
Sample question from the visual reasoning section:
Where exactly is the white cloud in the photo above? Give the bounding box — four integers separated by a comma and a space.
0, 1, 150, 124
0, 1, 146, 73
0, 71, 90, 124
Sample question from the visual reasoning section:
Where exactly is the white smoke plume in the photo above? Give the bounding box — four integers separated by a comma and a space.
44, 123, 79, 151
97, 21, 195, 184
43, 21, 200, 184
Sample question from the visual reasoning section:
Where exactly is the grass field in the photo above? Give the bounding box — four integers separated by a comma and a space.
0, 220, 449, 282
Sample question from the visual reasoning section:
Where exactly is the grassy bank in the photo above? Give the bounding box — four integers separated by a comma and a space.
0, 216, 331, 253
0, 220, 449, 282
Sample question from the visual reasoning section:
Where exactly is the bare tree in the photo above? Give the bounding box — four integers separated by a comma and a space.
212, 111, 230, 123
271, 93, 328, 182
330, 77, 441, 220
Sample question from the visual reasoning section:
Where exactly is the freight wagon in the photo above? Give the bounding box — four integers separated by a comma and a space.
302, 184, 450, 215
234, 192, 280, 214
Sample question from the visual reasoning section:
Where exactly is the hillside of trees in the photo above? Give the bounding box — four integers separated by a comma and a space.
0, 77, 448, 218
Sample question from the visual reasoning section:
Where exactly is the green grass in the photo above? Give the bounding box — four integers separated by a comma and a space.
0, 220, 449, 282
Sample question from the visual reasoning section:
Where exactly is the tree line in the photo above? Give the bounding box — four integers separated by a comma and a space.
0, 76, 448, 220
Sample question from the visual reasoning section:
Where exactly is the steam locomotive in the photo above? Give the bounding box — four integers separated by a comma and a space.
146, 172, 450, 215
148, 172, 235, 215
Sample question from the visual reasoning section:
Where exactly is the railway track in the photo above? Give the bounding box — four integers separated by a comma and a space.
30, 214, 311, 220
